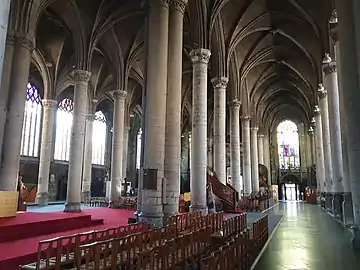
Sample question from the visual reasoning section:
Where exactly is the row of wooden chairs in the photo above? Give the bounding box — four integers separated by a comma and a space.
222, 214, 247, 238
20, 223, 148, 270
200, 230, 251, 270
72, 226, 212, 270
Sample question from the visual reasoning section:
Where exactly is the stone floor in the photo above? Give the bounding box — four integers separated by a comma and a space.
254, 202, 360, 270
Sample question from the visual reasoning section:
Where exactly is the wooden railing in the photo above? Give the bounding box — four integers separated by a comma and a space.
207, 171, 238, 211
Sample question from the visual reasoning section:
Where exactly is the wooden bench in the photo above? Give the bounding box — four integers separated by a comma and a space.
20, 223, 148, 270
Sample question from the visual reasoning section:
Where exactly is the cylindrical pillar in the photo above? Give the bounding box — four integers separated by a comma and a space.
251, 127, 260, 193
139, 0, 169, 226
81, 114, 94, 202
35, 99, 57, 205
263, 134, 271, 185
189, 48, 211, 215
322, 55, 344, 215
110, 90, 127, 206
0, 0, 11, 87
212, 77, 228, 184
230, 100, 242, 195
318, 84, 333, 209
64, 70, 91, 212
0, 36, 14, 163
163, 0, 187, 218
0, 36, 33, 191
122, 126, 130, 183
241, 116, 252, 194
308, 128, 315, 166
314, 107, 326, 196
258, 134, 264, 165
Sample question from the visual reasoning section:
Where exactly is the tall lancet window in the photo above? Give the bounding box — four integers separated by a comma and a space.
54, 98, 73, 161
92, 111, 107, 165
20, 83, 42, 157
277, 120, 300, 170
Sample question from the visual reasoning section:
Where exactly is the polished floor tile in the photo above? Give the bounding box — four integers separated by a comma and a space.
254, 202, 360, 270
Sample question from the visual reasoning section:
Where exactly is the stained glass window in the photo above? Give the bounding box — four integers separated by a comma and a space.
92, 111, 107, 165
277, 120, 300, 169
54, 98, 73, 161
20, 83, 42, 157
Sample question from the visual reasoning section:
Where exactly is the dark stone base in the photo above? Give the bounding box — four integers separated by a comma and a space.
342, 192, 354, 225
138, 212, 164, 228
189, 204, 208, 216
332, 193, 343, 218
35, 192, 49, 206
64, 202, 81, 212
325, 193, 333, 211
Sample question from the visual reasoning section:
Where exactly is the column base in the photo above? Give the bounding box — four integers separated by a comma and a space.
35, 192, 49, 206
138, 211, 164, 228
320, 192, 326, 208
64, 202, 81, 212
189, 204, 208, 216
108, 201, 121, 208
325, 192, 333, 211
81, 191, 91, 204
332, 193, 343, 218
342, 192, 354, 226
352, 226, 360, 251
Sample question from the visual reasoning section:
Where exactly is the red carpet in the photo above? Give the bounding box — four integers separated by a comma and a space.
0, 208, 135, 270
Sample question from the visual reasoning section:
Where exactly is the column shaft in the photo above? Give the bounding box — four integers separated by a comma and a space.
323, 61, 344, 194
64, 70, 90, 212
258, 134, 264, 165
139, 0, 169, 226
230, 101, 241, 195
241, 117, 252, 194
0, 0, 11, 88
251, 127, 260, 192
122, 126, 130, 183
212, 77, 228, 184
0, 36, 32, 191
318, 88, 333, 194
0, 36, 14, 163
81, 114, 94, 202
36, 99, 57, 205
190, 48, 211, 215
309, 131, 315, 166
314, 108, 326, 193
163, 0, 186, 217
110, 91, 127, 205
263, 134, 271, 185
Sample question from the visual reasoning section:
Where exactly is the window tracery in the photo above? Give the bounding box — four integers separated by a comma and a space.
277, 120, 300, 170
20, 83, 42, 157
54, 98, 73, 161
92, 111, 107, 165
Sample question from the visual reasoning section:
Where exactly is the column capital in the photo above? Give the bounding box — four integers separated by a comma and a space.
257, 134, 264, 139
74, 70, 91, 83
42, 99, 57, 109
190, 48, 211, 64
15, 35, 34, 51
240, 115, 251, 121
125, 126, 131, 132
211, 77, 229, 89
251, 127, 259, 132
6, 35, 15, 46
322, 62, 337, 76
169, 0, 188, 13
317, 84, 327, 99
112, 90, 127, 100
308, 126, 314, 135
229, 99, 241, 109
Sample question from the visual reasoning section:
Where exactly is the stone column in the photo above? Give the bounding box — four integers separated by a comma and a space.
110, 90, 127, 206
0, 0, 11, 88
263, 134, 271, 185
0, 36, 33, 191
35, 99, 57, 205
0, 36, 14, 163
322, 55, 344, 216
122, 126, 130, 184
241, 116, 252, 194
212, 77, 228, 184
258, 134, 264, 165
251, 127, 260, 193
189, 48, 211, 215
64, 70, 91, 212
207, 140, 213, 169
314, 107, 326, 199
318, 84, 333, 210
163, 0, 187, 218
139, 0, 169, 226
308, 127, 315, 166
81, 114, 94, 202
230, 100, 242, 195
